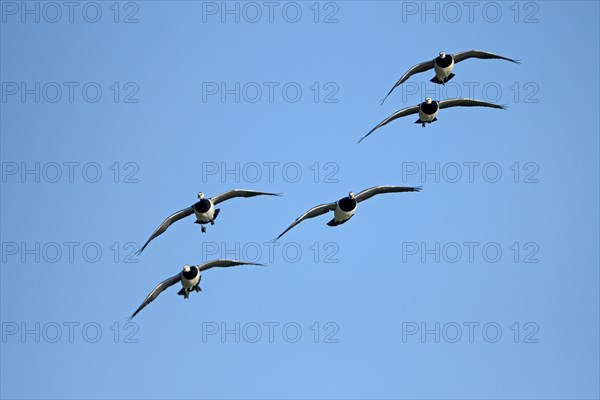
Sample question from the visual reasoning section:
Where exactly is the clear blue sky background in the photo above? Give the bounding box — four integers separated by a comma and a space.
1, 1, 599, 399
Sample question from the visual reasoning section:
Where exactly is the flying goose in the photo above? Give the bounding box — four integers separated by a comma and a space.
129, 259, 262, 319
137, 189, 281, 254
359, 97, 506, 143
381, 50, 520, 104
275, 186, 421, 240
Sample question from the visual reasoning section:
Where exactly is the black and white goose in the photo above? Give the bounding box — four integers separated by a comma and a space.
129, 259, 262, 319
380, 50, 520, 104
359, 97, 506, 143
275, 185, 421, 240
137, 189, 280, 254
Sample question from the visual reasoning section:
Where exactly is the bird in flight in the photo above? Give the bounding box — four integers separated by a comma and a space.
129, 259, 262, 319
380, 50, 520, 104
137, 189, 281, 254
359, 97, 506, 143
276, 186, 422, 240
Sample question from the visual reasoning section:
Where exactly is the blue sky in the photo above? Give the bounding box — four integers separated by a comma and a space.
1, 1, 599, 399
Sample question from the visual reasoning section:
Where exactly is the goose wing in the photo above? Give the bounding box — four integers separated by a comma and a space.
355, 185, 422, 203
380, 60, 435, 104
129, 274, 181, 319
197, 259, 263, 272
452, 50, 520, 64
275, 203, 337, 240
136, 207, 195, 255
358, 105, 421, 143
438, 98, 507, 110
210, 189, 281, 205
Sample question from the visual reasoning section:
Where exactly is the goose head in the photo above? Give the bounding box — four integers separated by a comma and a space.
425, 97, 433, 104
439, 51, 446, 58
183, 265, 191, 273
197, 192, 205, 200
348, 191, 356, 199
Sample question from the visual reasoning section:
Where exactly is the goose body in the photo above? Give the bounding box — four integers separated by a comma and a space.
418, 98, 440, 124
331, 196, 358, 225
432, 52, 455, 84
193, 197, 217, 223
181, 265, 201, 289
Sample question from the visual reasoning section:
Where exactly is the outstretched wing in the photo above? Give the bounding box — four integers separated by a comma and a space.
129, 274, 181, 319
452, 50, 520, 64
355, 185, 422, 203
358, 105, 421, 143
197, 259, 263, 272
380, 60, 435, 104
275, 203, 336, 240
136, 207, 195, 255
438, 98, 507, 110
210, 190, 281, 205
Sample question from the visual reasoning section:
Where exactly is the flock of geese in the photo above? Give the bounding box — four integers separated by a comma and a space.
130, 49, 519, 319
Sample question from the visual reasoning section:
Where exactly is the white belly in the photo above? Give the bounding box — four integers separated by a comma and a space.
419, 108, 439, 121
182, 274, 200, 288
334, 204, 356, 221
434, 61, 454, 80
194, 201, 215, 222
